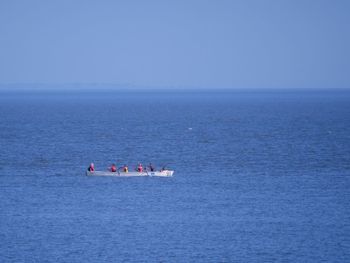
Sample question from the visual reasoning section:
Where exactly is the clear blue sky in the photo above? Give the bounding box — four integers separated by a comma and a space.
0, 0, 349, 89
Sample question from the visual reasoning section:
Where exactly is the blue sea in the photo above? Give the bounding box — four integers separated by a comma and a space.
0, 89, 350, 262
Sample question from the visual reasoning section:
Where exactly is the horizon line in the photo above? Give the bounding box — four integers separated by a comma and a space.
0, 83, 349, 92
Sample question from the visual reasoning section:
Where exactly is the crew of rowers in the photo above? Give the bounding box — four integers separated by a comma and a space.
88, 163, 156, 173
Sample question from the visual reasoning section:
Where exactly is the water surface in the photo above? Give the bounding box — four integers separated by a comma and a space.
0, 89, 349, 262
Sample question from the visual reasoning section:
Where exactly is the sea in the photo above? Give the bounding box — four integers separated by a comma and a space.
0, 89, 349, 262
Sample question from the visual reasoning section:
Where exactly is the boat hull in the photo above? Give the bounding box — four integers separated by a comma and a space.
86, 170, 174, 177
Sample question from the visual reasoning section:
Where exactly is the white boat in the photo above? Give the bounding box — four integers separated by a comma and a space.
86, 170, 174, 177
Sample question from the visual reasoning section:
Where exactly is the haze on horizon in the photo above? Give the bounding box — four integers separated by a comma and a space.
0, 0, 349, 89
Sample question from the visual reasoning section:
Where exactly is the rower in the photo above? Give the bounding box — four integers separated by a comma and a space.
149, 163, 155, 172
137, 163, 143, 172
88, 163, 95, 172
110, 164, 117, 172
123, 165, 128, 173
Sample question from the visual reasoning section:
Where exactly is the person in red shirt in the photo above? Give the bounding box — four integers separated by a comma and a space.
137, 163, 143, 172
88, 163, 95, 172
110, 164, 117, 172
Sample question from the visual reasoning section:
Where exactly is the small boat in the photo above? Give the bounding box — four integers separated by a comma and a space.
86, 170, 174, 177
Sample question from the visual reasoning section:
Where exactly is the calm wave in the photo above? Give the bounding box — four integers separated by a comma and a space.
0, 89, 349, 262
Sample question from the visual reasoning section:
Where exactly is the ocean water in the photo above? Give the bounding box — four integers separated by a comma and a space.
0, 89, 350, 262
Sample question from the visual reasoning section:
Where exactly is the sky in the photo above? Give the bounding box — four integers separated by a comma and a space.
0, 0, 349, 89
